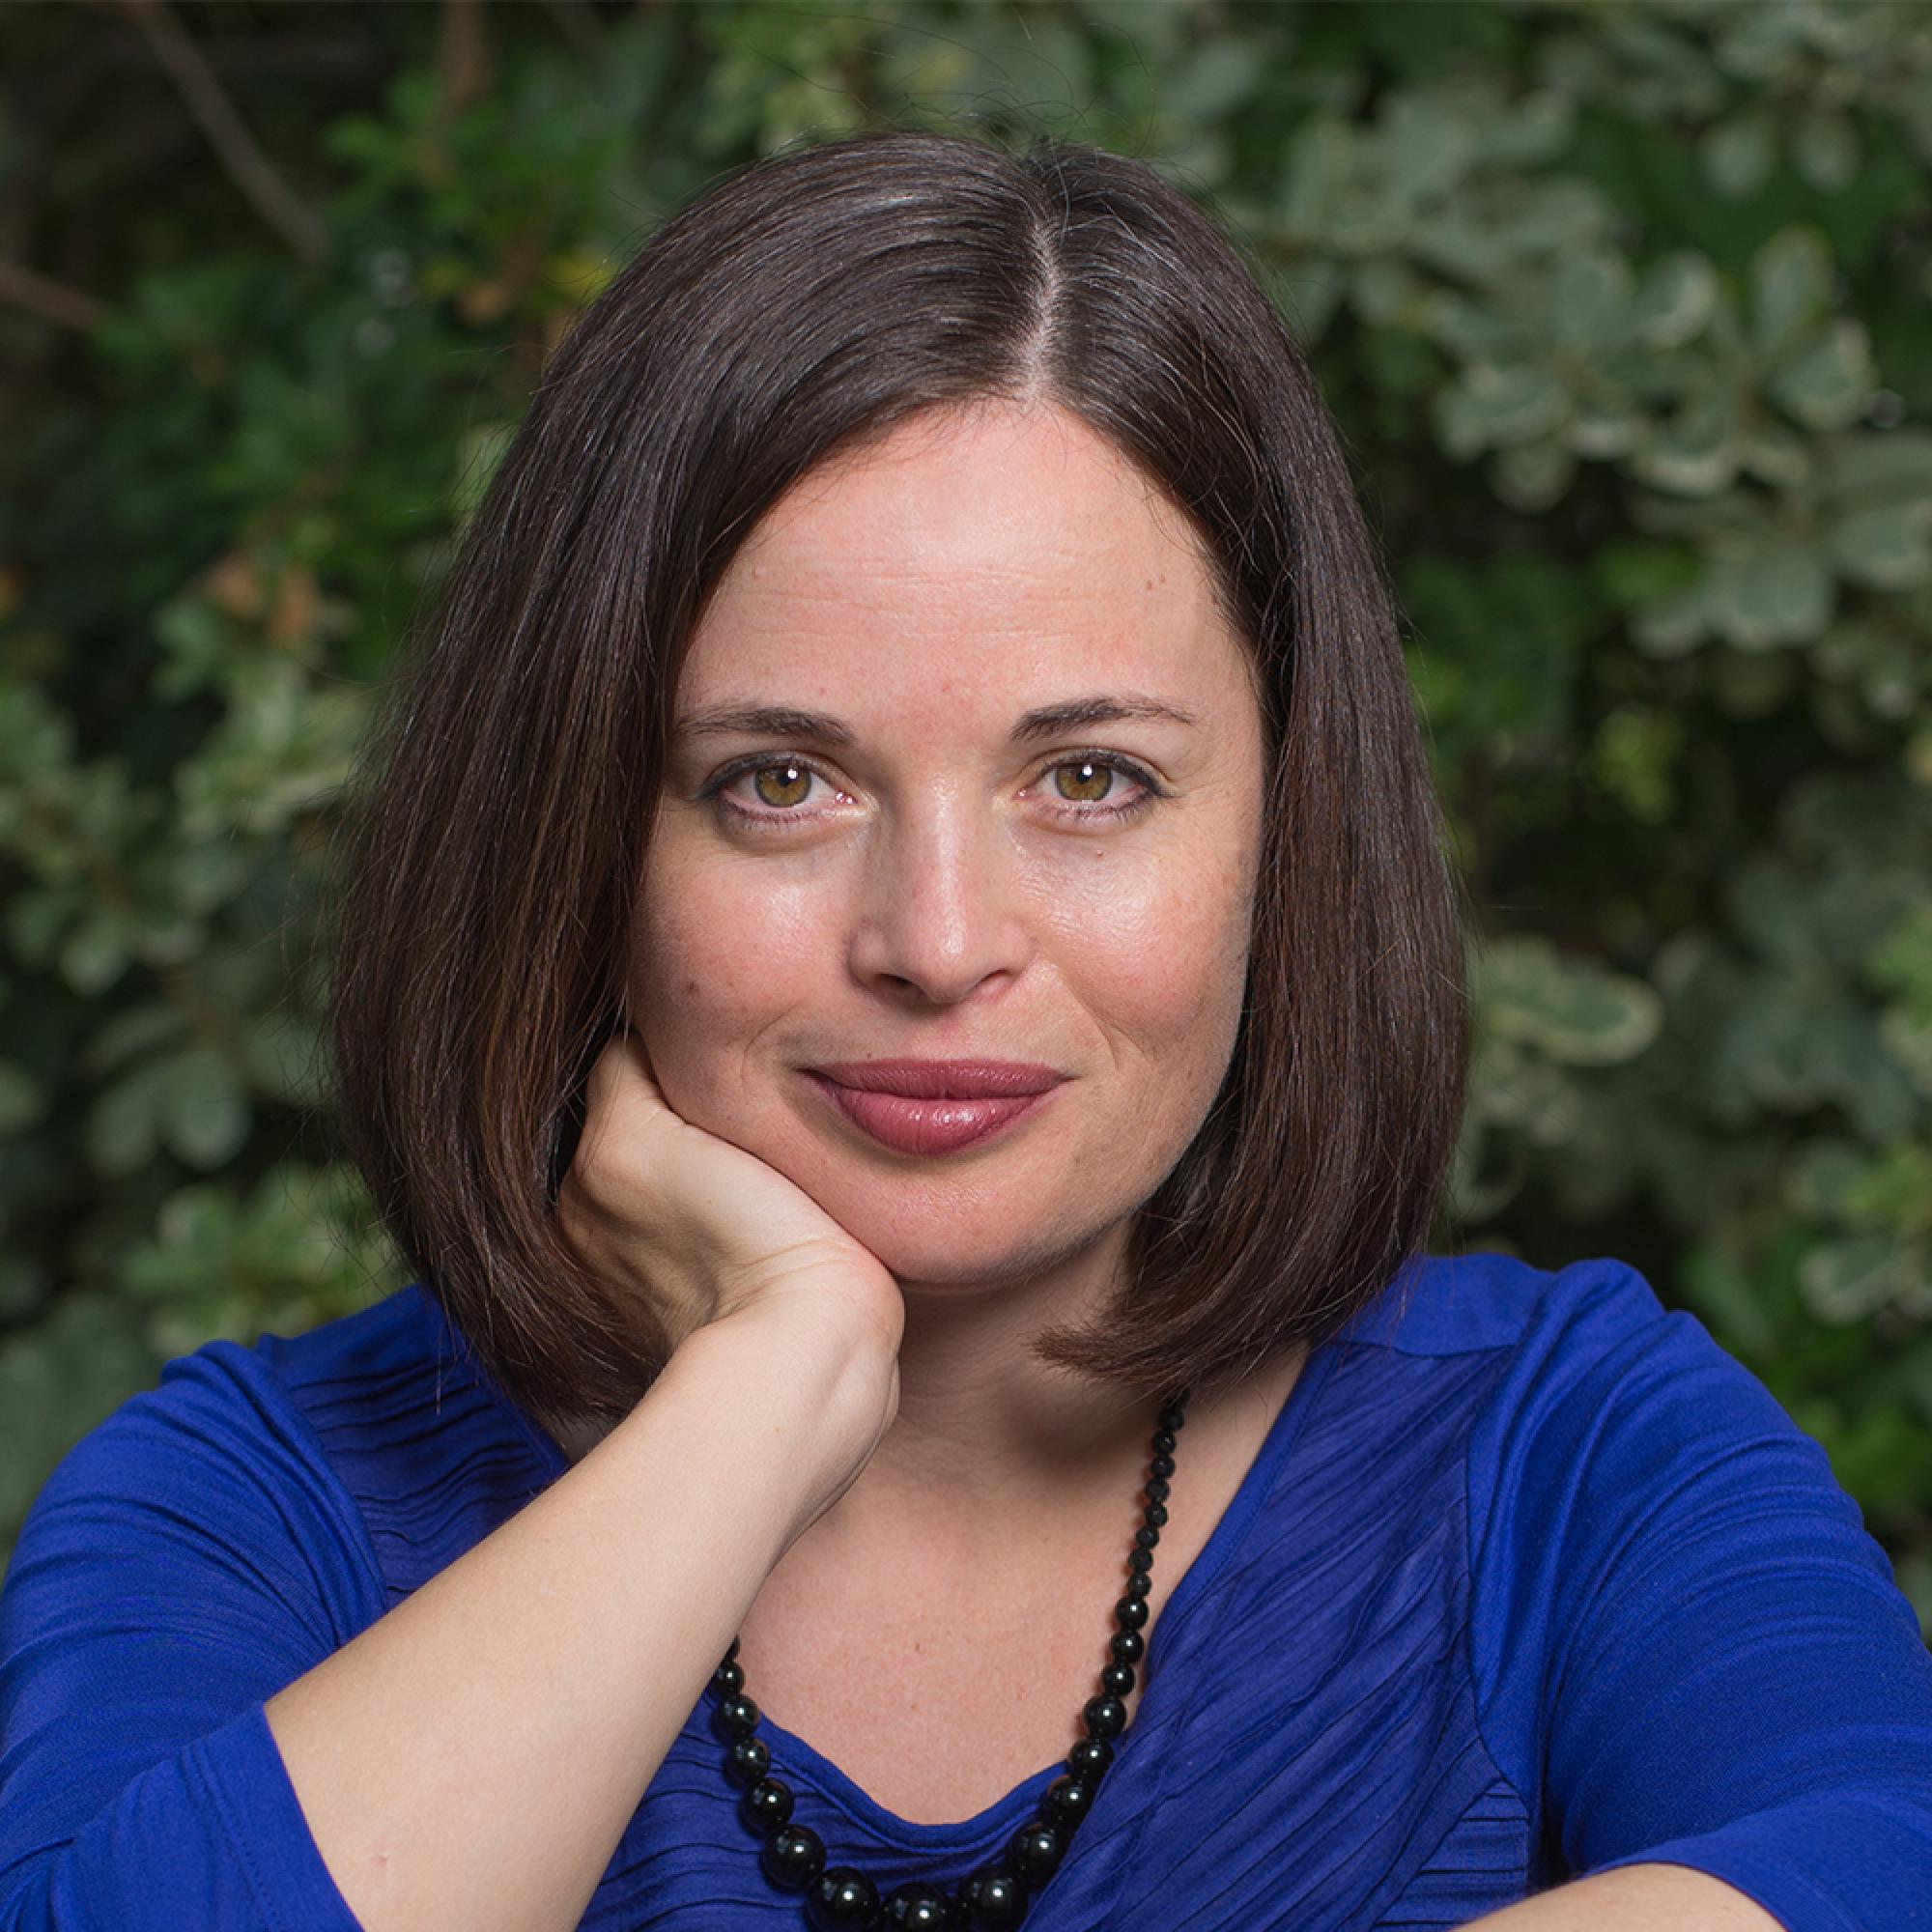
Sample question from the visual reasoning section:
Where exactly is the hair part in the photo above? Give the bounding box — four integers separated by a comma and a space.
324, 127, 1471, 1441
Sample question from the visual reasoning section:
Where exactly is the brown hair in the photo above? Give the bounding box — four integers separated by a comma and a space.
325, 127, 1470, 1440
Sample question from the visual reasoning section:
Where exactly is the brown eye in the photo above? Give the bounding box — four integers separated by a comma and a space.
750, 760, 812, 810
1053, 758, 1119, 805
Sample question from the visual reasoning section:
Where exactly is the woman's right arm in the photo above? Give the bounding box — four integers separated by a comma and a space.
0, 1304, 883, 1932
266, 1306, 876, 1932
270, 1030, 908, 1929
0, 1033, 904, 1931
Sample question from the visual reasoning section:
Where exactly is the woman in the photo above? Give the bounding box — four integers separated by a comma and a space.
1, 128, 1927, 1932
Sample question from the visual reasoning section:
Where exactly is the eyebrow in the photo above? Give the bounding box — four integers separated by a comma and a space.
671, 693, 1202, 747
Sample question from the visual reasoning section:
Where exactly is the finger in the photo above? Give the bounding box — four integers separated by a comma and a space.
582, 1031, 631, 1109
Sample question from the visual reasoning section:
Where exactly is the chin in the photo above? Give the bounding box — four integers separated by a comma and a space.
815, 1182, 1112, 1294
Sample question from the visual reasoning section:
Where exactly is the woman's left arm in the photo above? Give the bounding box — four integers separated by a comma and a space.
1461, 1862, 1781, 1928
1467, 1259, 1932, 1932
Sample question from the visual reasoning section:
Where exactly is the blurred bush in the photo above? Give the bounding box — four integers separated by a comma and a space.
3, 0, 1930, 1630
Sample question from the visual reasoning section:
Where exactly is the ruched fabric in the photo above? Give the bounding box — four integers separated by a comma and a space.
3, 1250, 1929, 1929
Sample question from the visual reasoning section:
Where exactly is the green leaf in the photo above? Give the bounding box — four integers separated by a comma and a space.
1592, 540, 1702, 610
240, 1010, 330, 1107
157, 1044, 251, 1170
172, 837, 254, 916
1793, 109, 1861, 192
1702, 108, 1776, 200
1550, 248, 1634, 355
1378, 92, 1481, 209
1631, 383, 1740, 496
1769, 319, 1875, 432
1626, 250, 1719, 351
1470, 1036, 1582, 1147
1280, 109, 1355, 239
57, 910, 139, 998
1490, 438, 1576, 513
1474, 936, 1664, 1065
84, 1058, 176, 1178
1162, 38, 1261, 123
1824, 500, 1932, 591
1679, 1244, 1779, 1355
1749, 224, 1834, 365
0, 679, 75, 777
1799, 1231, 1925, 1324
0, 1062, 44, 1137
82, 1002, 187, 1077
1705, 540, 1834, 648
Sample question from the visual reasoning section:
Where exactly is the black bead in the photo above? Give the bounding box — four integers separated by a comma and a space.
741, 1776, 792, 1831
1083, 1692, 1127, 1740
957, 1864, 1029, 1929
715, 1691, 760, 1739
1039, 1773, 1094, 1833
724, 1736, 770, 1787
881, 1882, 956, 1927
806, 1866, 880, 1928
1005, 1821, 1066, 1884
704, 1396, 1196, 1925
761, 1822, 826, 1889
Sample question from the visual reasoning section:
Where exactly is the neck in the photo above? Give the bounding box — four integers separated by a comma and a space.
841, 1250, 1165, 1527
550, 1223, 1146, 1500
547, 1227, 1298, 1538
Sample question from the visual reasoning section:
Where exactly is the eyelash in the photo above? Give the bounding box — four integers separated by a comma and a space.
696, 750, 1166, 833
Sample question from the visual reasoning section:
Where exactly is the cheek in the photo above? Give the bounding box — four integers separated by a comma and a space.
626, 846, 821, 1046
1037, 851, 1253, 1072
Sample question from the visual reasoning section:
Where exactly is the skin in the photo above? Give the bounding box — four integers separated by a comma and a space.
612, 402, 1797, 1918
627, 394, 1281, 1545
1461, 1863, 1782, 1928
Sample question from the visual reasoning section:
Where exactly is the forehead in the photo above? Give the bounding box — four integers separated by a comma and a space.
677, 401, 1251, 718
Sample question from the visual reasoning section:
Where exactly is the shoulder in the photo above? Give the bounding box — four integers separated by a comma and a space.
1332, 1248, 1853, 1586
11, 1286, 441, 1612
1335, 1245, 1675, 1366
1346, 1250, 1835, 1531
38, 1283, 440, 1495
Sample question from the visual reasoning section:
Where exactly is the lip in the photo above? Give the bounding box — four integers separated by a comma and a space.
810, 1059, 1067, 1098
804, 1067, 1064, 1156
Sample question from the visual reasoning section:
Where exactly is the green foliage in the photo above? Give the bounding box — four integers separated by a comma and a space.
4, 0, 1931, 1635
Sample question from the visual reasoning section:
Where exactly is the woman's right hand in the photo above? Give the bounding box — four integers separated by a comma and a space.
555, 1030, 904, 1466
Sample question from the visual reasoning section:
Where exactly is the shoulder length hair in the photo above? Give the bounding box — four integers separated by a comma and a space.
325, 127, 1470, 1440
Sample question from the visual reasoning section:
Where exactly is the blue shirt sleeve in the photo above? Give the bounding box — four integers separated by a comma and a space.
0, 1341, 380, 1930
1468, 1257, 1932, 1931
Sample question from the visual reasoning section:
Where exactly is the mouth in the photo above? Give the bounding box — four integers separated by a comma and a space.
803, 1064, 1065, 1156
808, 1059, 1067, 1099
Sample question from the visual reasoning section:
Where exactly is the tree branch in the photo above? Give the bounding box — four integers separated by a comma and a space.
104, 0, 330, 270
0, 259, 109, 333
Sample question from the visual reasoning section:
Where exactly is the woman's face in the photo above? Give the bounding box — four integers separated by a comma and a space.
631, 399, 1268, 1294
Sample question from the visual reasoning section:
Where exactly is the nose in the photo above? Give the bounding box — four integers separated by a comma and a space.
848, 784, 1031, 1005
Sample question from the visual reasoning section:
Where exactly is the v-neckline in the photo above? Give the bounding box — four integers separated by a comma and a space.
751, 1344, 1334, 1850
446, 1291, 1337, 1848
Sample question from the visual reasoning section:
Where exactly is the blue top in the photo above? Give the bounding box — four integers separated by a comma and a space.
3, 1249, 1930, 1930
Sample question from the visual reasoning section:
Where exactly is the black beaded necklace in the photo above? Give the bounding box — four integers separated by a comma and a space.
705, 1388, 1192, 1930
